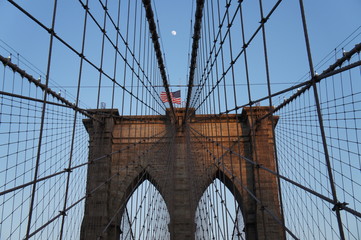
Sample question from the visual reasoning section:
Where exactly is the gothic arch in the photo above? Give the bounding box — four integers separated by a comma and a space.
196, 169, 244, 213
118, 169, 171, 239
194, 169, 246, 239
118, 168, 171, 222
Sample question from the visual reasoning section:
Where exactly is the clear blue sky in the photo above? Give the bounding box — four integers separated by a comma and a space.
0, 1, 360, 239
0, 0, 360, 110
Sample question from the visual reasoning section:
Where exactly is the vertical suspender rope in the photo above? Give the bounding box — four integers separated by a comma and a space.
58, 0, 90, 238
96, 0, 109, 109
224, 1, 246, 237
111, 0, 122, 109
257, 0, 286, 238
25, 0, 58, 238
121, 0, 131, 117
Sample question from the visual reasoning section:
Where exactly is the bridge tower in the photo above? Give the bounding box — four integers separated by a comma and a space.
80, 106, 284, 240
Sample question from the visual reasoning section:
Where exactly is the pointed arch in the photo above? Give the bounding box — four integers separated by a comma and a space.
195, 169, 246, 239
119, 169, 168, 209
118, 168, 171, 239
195, 169, 244, 210
214, 169, 244, 208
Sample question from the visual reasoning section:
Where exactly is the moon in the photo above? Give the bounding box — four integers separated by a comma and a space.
171, 30, 177, 36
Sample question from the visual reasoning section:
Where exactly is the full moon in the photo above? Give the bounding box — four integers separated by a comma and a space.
171, 30, 177, 36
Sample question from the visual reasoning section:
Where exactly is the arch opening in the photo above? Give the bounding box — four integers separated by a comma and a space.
195, 174, 245, 239
119, 179, 170, 240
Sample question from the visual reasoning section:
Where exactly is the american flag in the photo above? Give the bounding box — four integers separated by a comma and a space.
160, 90, 181, 104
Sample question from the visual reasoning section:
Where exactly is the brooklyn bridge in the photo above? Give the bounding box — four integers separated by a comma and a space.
0, 0, 360, 239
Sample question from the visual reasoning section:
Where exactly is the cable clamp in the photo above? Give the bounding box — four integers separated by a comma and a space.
260, 17, 268, 24
47, 28, 55, 35
332, 202, 348, 211
59, 210, 67, 216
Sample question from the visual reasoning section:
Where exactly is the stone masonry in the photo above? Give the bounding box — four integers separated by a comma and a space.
80, 107, 285, 239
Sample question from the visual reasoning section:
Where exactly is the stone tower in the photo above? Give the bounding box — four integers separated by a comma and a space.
80, 107, 284, 240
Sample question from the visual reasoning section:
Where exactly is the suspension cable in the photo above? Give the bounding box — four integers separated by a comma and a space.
184, 0, 205, 121
142, 0, 175, 120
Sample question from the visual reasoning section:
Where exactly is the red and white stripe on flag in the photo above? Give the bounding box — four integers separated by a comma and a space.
160, 91, 168, 103
160, 90, 181, 104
